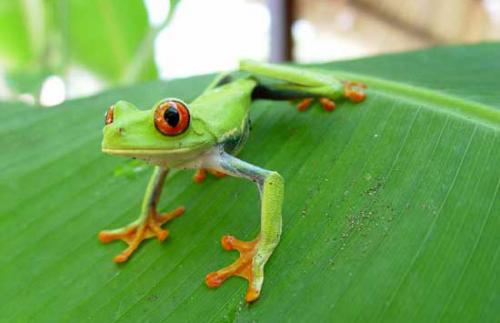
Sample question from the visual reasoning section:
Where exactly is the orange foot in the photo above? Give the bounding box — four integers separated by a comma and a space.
98, 206, 185, 263
296, 97, 336, 112
193, 168, 226, 183
206, 235, 261, 302
343, 80, 367, 102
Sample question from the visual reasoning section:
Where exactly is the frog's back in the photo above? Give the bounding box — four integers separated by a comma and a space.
190, 78, 256, 152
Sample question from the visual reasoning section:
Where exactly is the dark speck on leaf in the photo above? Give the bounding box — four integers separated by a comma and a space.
365, 182, 383, 196
147, 294, 159, 302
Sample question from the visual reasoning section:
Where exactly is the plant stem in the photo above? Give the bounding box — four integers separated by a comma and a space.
121, 0, 180, 84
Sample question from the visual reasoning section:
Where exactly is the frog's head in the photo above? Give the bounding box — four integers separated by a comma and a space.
102, 99, 215, 166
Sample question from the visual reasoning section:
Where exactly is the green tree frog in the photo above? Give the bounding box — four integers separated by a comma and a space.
99, 60, 366, 302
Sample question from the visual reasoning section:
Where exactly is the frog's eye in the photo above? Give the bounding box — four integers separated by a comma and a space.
105, 105, 114, 125
154, 100, 190, 136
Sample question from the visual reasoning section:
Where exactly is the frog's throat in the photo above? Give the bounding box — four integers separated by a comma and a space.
101, 145, 215, 168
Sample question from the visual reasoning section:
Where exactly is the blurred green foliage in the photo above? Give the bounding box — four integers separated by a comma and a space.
0, 0, 179, 100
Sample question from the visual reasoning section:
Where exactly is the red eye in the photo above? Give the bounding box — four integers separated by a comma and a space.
154, 100, 190, 136
105, 105, 114, 125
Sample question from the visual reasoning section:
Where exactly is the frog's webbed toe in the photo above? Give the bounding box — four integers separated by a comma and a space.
205, 235, 262, 302
343, 80, 367, 102
98, 206, 184, 263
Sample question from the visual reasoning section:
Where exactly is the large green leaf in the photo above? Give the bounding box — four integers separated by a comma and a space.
0, 43, 498, 322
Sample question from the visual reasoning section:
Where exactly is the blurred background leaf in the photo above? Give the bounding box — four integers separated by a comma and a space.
0, 1, 41, 70
64, 0, 156, 83
0, 1, 49, 96
0, 0, 180, 103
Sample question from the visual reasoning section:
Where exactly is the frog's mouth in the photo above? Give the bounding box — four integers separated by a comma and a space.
102, 147, 194, 156
101, 145, 209, 160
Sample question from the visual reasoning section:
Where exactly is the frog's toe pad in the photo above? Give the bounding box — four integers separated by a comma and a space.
98, 206, 185, 263
193, 169, 226, 183
296, 97, 336, 112
205, 235, 261, 302
319, 98, 336, 111
296, 98, 314, 111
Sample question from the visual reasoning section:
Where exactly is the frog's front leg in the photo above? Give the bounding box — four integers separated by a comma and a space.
204, 152, 283, 302
98, 166, 185, 262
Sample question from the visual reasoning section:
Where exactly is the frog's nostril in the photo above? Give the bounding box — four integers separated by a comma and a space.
118, 127, 125, 135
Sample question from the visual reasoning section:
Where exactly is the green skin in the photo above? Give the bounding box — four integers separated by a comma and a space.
101, 60, 363, 302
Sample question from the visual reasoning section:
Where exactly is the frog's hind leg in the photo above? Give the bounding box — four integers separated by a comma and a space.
98, 166, 184, 263
242, 59, 366, 112
204, 152, 283, 302
252, 84, 339, 112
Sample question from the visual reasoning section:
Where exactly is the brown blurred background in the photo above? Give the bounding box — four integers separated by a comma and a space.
271, 0, 500, 61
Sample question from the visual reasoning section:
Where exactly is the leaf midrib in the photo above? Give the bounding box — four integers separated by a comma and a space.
334, 71, 500, 130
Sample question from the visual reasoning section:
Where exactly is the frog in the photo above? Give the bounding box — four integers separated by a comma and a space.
99, 60, 367, 302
